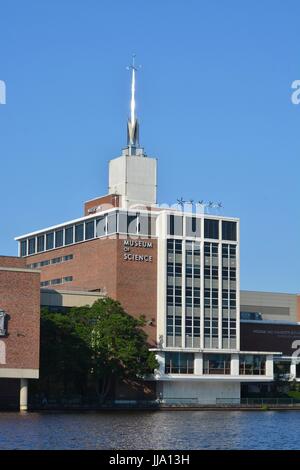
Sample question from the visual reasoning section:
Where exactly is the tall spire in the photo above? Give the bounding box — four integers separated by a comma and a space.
126, 54, 140, 151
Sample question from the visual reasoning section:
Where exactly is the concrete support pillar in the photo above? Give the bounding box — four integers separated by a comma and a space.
266, 355, 274, 378
155, 352, 165, 378
231, 354, 239, 376
20, 378, 28, 412
194, 353, 203, 375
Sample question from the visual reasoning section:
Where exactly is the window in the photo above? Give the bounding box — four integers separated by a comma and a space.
203, 354, 231, 374
0, 310, 7, 336
36, 235, 44, 253
55, 230, 63, 248
51, 278, 62, 285
85, 221, 95, 240
168, 215, 183, 236
40, 281, 50, 287
186, 217, 201, 237
28, 237, 36, 255
239, 355, 266, 375
107, 212, 117, 234
165, 352, 194, 374
40, 260, 50, 267
46, 232, 54, 250
75, 223, 84, 242
127, 213, 138, 235
63, 276, 73, 283
65, 226, 73, 245
96, 216, 107, 237
204, 219, 219, 239
222, 221, 237, 241
139, 214, 154, 236
63, 254, 73, 262
21, 240, 27, 257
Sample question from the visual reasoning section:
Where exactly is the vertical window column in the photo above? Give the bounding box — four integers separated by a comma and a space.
166, 239, 182, 347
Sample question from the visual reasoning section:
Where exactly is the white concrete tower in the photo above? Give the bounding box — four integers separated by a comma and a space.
108, 56, 157, 209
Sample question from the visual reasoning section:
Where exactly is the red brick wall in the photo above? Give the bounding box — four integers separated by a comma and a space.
0, 256, 26, 268
84, 194, 120, 216
0, 268, 40, 370
116, 238, 157, 346
25, 236, 158, 345
25, 238, 119, 296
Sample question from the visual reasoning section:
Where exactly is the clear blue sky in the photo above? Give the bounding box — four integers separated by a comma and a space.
0, 0, 299, 293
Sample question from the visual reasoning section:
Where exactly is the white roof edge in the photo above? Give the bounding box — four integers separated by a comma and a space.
15, 208, 239, 241
241, 289, 299, 296
14, 207, 118, 240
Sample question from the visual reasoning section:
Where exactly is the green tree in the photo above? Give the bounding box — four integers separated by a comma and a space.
37, 307, 91, 399
35, 299, 158, 403
72, 298, 158, 402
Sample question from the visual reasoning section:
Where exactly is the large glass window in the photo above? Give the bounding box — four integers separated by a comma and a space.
168, 215, 183, 236
127, 213, 138, 235
203, 354, 231, 374
55, 230, 63, 248
239, 355, 266, 375
204, 219, 219, 239
222, 221, 237, 241
186, 217, 201, 237
165, 352, 194, 374
28, 237, 36, 255
96, 216, 107, 237
65, 226, 73, 245
21, 240, 27, 257
139, 214, 155, 236
37, 235, 45, 253
107, 212, 117, 234
75, 223, 84, 242
46, 232, 54, 250
85, 221, 95, 240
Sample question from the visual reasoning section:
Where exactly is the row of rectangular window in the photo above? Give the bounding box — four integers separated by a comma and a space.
164, 353, 266, 375
168, 216, 237, 241
27, 254, 73, 269
20, 211, 156, 256
40, 276, 73, 287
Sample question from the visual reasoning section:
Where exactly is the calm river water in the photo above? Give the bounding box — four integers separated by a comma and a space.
0, 411, 299, 450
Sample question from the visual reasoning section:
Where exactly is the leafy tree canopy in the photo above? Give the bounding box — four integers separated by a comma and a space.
38, 298, 158, 401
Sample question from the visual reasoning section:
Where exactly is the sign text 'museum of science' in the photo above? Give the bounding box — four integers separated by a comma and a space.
123, 239, 153, 262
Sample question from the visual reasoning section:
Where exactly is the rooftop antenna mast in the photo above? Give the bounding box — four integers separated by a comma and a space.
126, 54, 141, 153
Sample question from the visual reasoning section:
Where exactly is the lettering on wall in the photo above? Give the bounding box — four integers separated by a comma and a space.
123, 239, 153, 262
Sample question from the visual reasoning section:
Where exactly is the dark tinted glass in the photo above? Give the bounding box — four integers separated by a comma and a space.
37, 235, 45, 253
55, 230, 63, 247
21, 240, 27, 257
222, 221, 237, 241
85, 221, 95, 240
28, 237, 36, 255
204, 219, 219, 239
75, 224, 84, 242
65, 227, 73, 245
46, 232, 54, 250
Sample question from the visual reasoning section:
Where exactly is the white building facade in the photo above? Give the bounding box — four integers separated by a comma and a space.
152, 209, 276, 404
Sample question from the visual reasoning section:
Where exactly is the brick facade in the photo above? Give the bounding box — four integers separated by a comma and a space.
25, 236, 157, 345
0, 264, 40, 373
84, 194, 120, 216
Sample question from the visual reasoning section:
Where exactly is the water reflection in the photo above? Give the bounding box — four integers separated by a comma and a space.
0, 411, 299, 450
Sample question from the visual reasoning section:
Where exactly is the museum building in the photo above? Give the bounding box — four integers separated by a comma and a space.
14, 67, 287, 404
